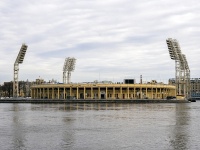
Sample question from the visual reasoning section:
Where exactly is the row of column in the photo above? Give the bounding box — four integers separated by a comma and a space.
31, 86, 172, 99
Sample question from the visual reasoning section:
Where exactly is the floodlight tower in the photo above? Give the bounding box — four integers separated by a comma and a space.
182, 54, 191, 98
166, 38, 190, 98
13, 44, 28, 98
166, 38, 181, 95
63, 57, 76, 84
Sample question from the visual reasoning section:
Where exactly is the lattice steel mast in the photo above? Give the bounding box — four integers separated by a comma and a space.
166, 38, 190, 98
13, 44, 28, 97
63, 57, 76, 84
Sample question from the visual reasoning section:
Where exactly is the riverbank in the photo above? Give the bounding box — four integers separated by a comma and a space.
0, 98, 190, 104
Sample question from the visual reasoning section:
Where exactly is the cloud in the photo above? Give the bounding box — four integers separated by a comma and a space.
0, 0, 200, 84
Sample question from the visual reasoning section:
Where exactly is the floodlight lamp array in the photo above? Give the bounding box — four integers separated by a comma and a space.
166, 38, 183, 61
15, 44, 28, 64
166, 39, 177, 60
63, 59, 67, 71
63, 57, 76, 72
182, 54, 189, 70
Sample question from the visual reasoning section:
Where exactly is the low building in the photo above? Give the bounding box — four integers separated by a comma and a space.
190, 78, 200, 98
169, 78, 200, 98
0, 80, 32, 98
31, 82, 176, 100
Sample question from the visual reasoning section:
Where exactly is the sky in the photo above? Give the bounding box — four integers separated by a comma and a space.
0, 0, 200, 84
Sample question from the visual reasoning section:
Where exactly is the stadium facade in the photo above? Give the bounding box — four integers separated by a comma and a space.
31, 81, 176, 100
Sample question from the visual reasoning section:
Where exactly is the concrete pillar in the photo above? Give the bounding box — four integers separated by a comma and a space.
31, 88, 33, 99
70, 87, 72, 97
113, 87, 115, 99
31, 88, 36, 99
40, 88, 41, 99
105, 87, 107, 99
156, 88, 158, 99
120, 87, 122, 99
64, 87, 66, 99
35, 88, 37, 99
77, 87, 79, 99
36, 88, 40, 98
58, 87, 59, 99
36, 88, 38, 98
98, 87, 101, 99
127, 87, 129, 99
37, 88, 39, 99
160, 88, 162, 99
47, 88, 49, 99
30, 88, 32, 98
32, 88, 34, 99
146, 87, 147, 98
33, 88, 35, 99
91, 87, 93, 99
84, 87, 86, 99
42, 88, 46, 99
34, 88, 36, 99
52, 88, 54, 99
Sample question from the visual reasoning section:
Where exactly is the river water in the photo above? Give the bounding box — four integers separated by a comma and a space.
0, 102, 200, 150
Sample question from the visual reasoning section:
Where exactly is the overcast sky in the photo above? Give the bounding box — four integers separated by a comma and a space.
0, 0, 200, 84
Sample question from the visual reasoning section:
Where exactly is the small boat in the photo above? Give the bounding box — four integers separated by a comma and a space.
188, 98, 197, 102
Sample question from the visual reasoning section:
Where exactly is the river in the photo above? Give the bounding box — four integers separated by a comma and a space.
0, 102, 200, 150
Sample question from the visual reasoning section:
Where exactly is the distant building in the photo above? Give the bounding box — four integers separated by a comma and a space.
169, 78, 200, 98
190, 78, 200, 98
36, 78, 45, 85
0, 80, 32, 98
124, 79, 135, 84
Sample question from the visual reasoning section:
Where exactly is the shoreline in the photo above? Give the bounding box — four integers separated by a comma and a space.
0, 99, 190, 104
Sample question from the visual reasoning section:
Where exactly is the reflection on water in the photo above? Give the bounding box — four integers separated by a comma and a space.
12, 104, 26, 150
170, 104, 190, 150
0, 102, 200, 150
30, 103, 180, 111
